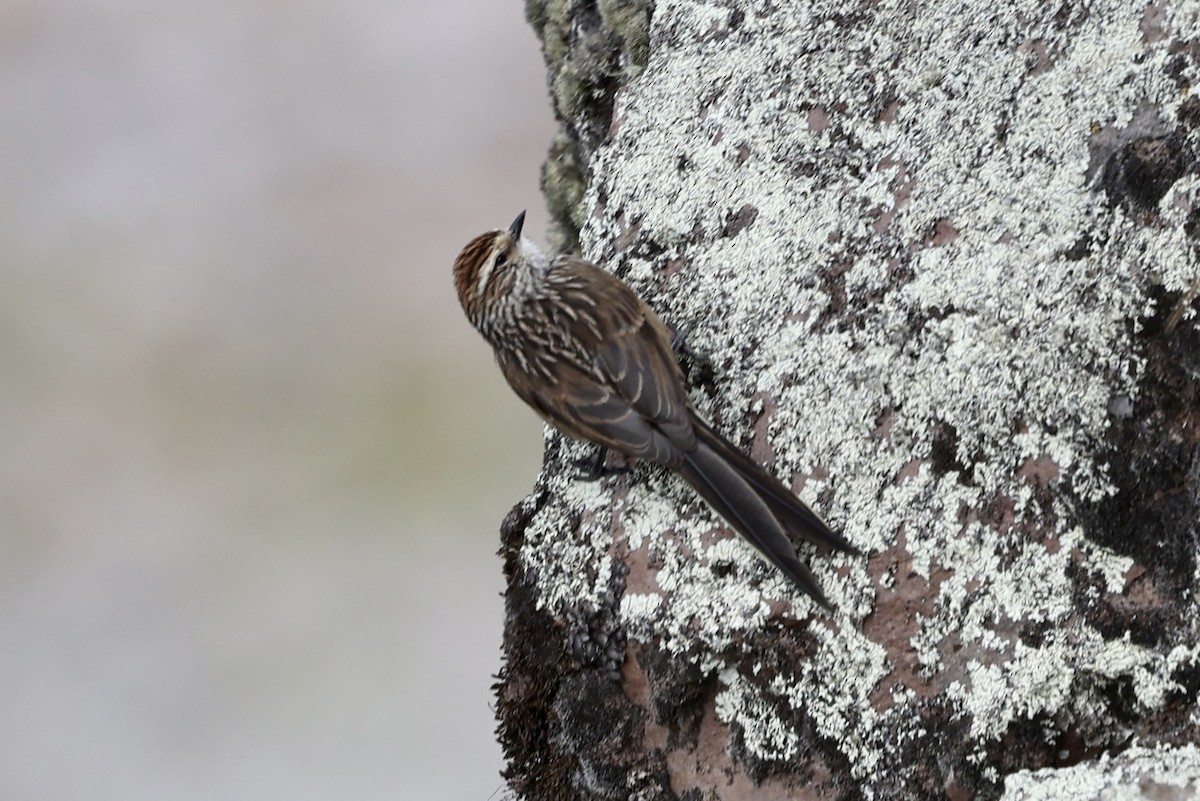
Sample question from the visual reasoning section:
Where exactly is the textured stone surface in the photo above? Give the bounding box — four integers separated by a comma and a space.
1002, 743, 1200, 800
498, 2, 1200, 799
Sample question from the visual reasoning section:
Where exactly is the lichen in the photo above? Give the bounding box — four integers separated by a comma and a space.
1002, 743, 1200, 800
526, 0, 655, 251
509, 0, 1200, 796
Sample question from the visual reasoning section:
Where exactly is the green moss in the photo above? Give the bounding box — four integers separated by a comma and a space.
551, 58, 588, 121
541, 132, 586, 255
524, 0, 654, 252
525, 0, 570, 69
599, 0, 652, 77
524, 0, 547, 32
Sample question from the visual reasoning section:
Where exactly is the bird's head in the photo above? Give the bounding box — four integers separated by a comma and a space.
452, 211, 548, 330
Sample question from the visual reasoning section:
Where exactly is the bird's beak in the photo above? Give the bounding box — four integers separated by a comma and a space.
508, 210, 526, 240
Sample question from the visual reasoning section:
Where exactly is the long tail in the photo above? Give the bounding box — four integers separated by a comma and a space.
692, 420, 859, 556
677, 436, 837, 608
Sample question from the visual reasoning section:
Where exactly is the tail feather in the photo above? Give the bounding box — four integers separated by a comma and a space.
679, 440, 833, 608
693, 420, 859, 556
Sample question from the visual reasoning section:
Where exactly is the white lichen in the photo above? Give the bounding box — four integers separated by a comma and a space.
1002, 743, 1200, 800
517, 0, 1199, 788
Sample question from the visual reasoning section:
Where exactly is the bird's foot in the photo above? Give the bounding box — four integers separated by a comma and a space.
666, 321, 716, 385
666, 321, 700, 354
574, 447, 630, 482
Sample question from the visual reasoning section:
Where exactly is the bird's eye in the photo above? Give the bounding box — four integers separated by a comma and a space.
495, 252, 508, 268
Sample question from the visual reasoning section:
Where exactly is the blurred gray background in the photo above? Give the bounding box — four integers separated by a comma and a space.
1, 2, 553, 799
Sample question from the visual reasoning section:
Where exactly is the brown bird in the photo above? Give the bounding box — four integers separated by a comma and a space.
453, 211, 857, 608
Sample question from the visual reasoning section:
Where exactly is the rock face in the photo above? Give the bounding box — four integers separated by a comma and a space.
497, 2, 1200, 799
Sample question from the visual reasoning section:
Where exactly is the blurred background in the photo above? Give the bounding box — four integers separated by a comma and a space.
0, 2, 553, 799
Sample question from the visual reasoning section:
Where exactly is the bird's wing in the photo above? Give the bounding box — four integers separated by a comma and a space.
498, 259, 695, 464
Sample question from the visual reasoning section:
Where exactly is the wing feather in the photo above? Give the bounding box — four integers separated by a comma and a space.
498, 259, 695, 465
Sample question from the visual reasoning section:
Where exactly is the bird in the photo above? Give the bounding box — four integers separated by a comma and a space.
453, 211, 858, 608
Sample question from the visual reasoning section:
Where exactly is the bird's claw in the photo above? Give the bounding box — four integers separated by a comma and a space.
666, 320, 715, 383
574, 448, 630, 482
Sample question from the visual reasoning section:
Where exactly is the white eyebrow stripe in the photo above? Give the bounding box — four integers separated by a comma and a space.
476, 248, 498, 298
